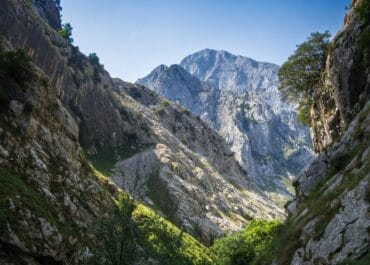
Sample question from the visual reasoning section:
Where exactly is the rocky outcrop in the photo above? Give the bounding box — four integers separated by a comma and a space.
0, 0, 284, 249
311, 0, 370, 152
285, 103, 370, 265
138, 50, 314, 205
278, 1, 370, 264
111, 81, 285, 244
31, 0, 62, 29
0, 40, 116, 264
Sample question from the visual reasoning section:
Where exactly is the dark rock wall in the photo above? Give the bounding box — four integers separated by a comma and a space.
311, 0, 370, 152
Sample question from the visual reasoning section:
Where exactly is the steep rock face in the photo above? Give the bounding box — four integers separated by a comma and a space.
112, 80, 285, 244
0, 41, 116, 264
0, 45, 216, 265
278, 2, 370, 264
138, 50, 314, 204
137, 64, 219, 126
311, 0, 370, 152
285, 103, 370, 265
0, 0, 284, 246
0, 0, 149, 152
31, 0, 61, 29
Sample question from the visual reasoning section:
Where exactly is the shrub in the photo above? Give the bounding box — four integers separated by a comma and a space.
355, 0, 370, 66
211, 220, 281, 265
58, 23, 73, 43
88, 52, 103, 68
0, 49, 33, 83
296, 98, 313, 127
92, 195, 137, 265
161, 99, 171, 108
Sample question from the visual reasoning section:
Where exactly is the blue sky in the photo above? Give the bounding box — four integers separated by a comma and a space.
62, 0, 349, 82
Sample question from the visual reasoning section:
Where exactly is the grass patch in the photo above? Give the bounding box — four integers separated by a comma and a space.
0, 166, 56, 228
92, 192, 216, 265
339, 252, 370, 265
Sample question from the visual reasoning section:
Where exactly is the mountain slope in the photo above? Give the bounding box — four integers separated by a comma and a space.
251, 1, 370, 264
0, 0, 284, 254
111, 80, 284, 244
0, 40, 218, 264
138, 50, 314, 204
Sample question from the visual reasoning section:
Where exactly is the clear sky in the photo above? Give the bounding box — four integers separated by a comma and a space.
61, 0, 349, 82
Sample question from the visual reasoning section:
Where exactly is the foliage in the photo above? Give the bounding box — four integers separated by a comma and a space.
211, 220, 281, 265
355, 0, 370, 24
355, 0, 370, 66
339, 252, 370, 265
88, 52, 104, 83
252, 127, 369, 265
296, 98, 313, 126
161, 99, 171, 108
58, 23, 73, 43
88, 53, 101, 67
91, 194, 216, 265
0, 166, 56, 231
0, 49, 33, 83
54, 0, 62, 11
92, 195, 137, 265
278, 31, 330, 126
251, 217, 301, 265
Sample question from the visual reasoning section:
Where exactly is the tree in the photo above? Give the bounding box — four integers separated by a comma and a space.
58, 23, 73, 43
88, 53, 100, 66
211, 220, 281, 265
278, 31, 331, 126
92, 195, 137, 265
54, 0, 62, 11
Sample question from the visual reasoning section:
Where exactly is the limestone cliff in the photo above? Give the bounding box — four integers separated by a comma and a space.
311, 0, 370, 153
266, 1, 370, 264
138, 51, 314, 205
0, 0, 284, 256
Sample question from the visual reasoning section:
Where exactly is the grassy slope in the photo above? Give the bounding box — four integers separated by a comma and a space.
252, 103, 370, 265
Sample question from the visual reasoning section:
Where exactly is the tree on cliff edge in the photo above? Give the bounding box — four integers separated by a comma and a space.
278, 31, 331, 126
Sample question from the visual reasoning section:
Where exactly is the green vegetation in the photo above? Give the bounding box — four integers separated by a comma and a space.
0, 48, 34, 109
211, 220, 281, 265
355, 0, 370, 66
58, 23, 74, 43
92, 194, 216, 265
88, 52, 101, 67
54, 0, 62, 11
278, 31, 331, 126
88, 52, 104, 83
0, 166, 55, 229
296, 98, 313, 126
161, 99, 171, 108
92, 195, 137, 265
339, 252, 370, 265
0, 49, 33, 83
252, 140, 369, 264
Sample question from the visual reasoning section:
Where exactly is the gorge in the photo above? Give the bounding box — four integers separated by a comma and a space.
0, 0, 369, 264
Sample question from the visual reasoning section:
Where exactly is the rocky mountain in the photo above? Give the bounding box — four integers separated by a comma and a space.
110, 80, 284, 244
1, 0, 369, 264
0, 0, 284, 262
138, 50, 314, 204
260, 0, 370, 264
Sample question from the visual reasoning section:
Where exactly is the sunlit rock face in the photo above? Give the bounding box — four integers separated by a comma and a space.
138, 49, 314, 204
